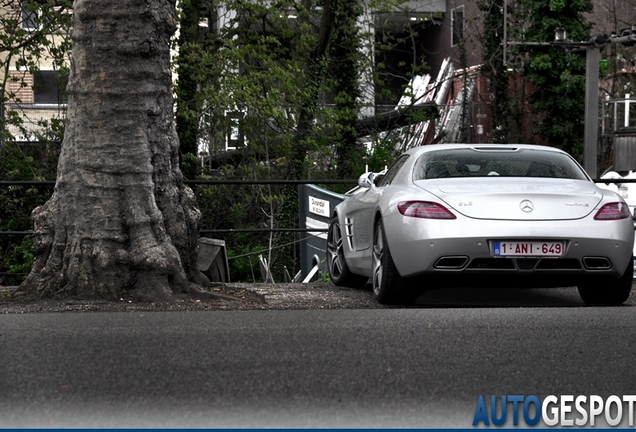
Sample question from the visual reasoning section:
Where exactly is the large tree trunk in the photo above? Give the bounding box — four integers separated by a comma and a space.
17, 0, 206, 300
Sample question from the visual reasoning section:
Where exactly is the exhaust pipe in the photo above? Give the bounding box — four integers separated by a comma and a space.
434, 256, 469, 269
582, 257, 612, 270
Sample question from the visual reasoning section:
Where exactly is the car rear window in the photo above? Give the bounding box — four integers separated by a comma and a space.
413, 148, 589, 180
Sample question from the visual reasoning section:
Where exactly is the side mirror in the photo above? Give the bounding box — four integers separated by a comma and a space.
357, 172, 375, 189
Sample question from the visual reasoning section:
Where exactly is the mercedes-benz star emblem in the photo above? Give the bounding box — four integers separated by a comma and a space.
520, 199, 534, 213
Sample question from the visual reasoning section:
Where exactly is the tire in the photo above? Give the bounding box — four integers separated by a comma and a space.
577, 260, 633, 306
371, 219, 422, 305
326, 216, 368, 288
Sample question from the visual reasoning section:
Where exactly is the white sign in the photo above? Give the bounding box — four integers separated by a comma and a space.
309, 196, 330, 217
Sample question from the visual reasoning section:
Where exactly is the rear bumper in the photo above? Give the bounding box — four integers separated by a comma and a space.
383, 212, 634, 281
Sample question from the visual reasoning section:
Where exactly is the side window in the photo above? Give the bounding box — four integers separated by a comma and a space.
377, 155, 409, 187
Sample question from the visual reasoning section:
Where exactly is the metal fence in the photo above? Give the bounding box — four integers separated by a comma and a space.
2, 177, 633, 227
2, 176, 632, 236
0, 178, 357, 282
0, 178, 356, 236
1, 176, 632, 282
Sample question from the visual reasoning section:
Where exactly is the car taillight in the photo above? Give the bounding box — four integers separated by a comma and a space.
594, 202, 631, 220
397, 201, 456, 219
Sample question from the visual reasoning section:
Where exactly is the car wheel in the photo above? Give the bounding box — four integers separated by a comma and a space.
327, 217, 368, 288
372, 219, 421, 305
577, 260, 633, 306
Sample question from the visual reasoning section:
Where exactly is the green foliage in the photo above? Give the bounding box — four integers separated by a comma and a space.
180, 152, 199, 180
175, 0, 206, 177
0, 140, 57, 285
478, 0, 510, 143
366, 136, 400, 172
327, 0, 366, 179
174, 0, 315, 178
194, 164, 302, 282
5, 236, 35, 275
0, 1, 72, 101
373, 26, 431, 107
227, 244, 267, 283
173, 0, 418, 179
0, 1, 70, 284
315, 258, 331, 283
527, 46, 587, 157
172, 0, 421, 279
0, 160, 60, 285
504, 0, 592, 158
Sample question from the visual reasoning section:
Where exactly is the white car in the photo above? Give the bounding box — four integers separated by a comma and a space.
327, 144, 634, 305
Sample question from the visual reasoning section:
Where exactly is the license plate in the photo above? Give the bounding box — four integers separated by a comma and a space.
492, 241, 564, 257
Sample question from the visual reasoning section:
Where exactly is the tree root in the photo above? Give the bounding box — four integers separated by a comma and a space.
187, 283, 243, 302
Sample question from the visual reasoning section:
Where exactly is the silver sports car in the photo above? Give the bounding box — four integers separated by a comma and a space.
326, 144, 634, 305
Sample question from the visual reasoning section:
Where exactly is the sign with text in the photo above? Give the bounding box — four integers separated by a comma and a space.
299, 185, 346, 280
308, 196, 330, 217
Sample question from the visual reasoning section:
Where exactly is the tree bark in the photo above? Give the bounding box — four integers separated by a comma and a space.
17, 0, 206, 300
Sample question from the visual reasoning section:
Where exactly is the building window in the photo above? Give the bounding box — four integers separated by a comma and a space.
33, 70, 68, 104
225, 111, 245, 150
21, 1, 39, 30
451, 6, 464, 47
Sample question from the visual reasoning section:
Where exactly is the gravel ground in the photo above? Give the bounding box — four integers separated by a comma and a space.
0, 282, 388, 313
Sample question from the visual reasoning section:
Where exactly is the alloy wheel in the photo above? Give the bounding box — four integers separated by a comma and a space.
327, 222, 345, 280
372, 223, 384, 297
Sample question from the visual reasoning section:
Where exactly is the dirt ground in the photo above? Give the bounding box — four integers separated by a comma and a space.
0, 282, 388, 313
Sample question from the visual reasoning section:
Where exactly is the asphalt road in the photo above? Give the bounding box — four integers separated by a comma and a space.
2, 287, 636, 428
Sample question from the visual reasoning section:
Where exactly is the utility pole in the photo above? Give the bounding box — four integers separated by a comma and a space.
584, 46, 600, 178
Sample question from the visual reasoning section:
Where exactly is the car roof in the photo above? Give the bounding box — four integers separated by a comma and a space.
404, 143, 568, 156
